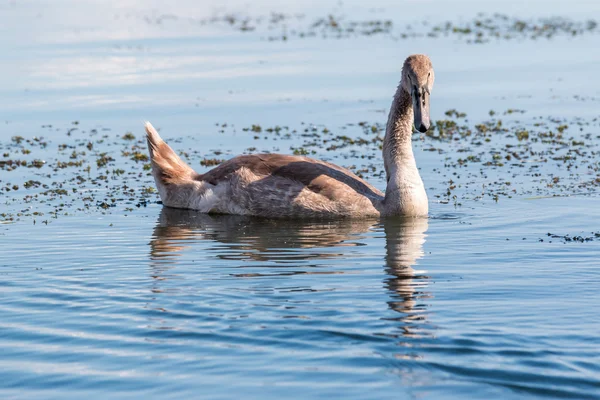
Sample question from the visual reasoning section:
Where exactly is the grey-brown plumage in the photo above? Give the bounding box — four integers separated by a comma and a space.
146, 54, 434, 218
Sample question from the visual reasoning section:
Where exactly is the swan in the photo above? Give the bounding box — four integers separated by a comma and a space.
145, 54, 434, 218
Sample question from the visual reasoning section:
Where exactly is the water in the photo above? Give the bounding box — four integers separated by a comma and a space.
2, 1, 600, 399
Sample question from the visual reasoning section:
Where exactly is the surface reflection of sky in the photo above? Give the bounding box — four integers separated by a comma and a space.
2, 0, 599, 128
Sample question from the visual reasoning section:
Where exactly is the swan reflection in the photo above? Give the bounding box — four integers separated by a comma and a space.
150, 208, 429, 330
151, 208, 376, 262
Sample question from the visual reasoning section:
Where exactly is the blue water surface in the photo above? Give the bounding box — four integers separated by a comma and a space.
1, 1, 600, 399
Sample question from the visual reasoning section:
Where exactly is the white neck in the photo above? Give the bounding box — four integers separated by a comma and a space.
381, 83, 428, 216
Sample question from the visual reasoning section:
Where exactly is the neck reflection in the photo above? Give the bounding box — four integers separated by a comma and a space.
381, 218, 429, 337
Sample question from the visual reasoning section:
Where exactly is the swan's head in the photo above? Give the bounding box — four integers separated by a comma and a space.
402, 54, 434, 133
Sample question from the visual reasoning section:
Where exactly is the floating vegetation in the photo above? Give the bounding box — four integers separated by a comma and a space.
0, 159, 45, 170
2, 110, 600, 225
96, 153, 115, 168
431, 14, 599, 43
139, 11, 599, 43
305, 15, 393, 39
543, 232, 600, 243
0, 128, 165, 224
130, 152, 149, 162
200, 158, 224, 166
23, 180, 42, 189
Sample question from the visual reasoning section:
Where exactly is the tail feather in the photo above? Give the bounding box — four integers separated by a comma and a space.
145, 122, 198, 186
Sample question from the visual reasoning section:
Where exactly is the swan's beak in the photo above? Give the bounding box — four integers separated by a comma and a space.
412, 90, 430, 133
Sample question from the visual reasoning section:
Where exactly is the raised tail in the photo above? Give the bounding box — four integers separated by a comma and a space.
145, 122, 199, 190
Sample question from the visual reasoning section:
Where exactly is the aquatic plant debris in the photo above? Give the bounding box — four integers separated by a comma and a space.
2, 110, 600, 225
139, 11, 598, 43
542, 232, 600, 243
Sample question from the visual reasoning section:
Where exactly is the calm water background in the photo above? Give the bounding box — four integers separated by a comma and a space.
1, 0, 600, 399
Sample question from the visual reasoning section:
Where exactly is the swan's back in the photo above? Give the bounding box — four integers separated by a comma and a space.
199, 154, 384, 218
200, 154, 383, 200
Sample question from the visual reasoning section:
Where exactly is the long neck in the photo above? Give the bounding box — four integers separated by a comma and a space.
381, 82, 428, 216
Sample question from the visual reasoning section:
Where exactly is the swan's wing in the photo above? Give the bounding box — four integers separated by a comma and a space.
199, 154, 383, 200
